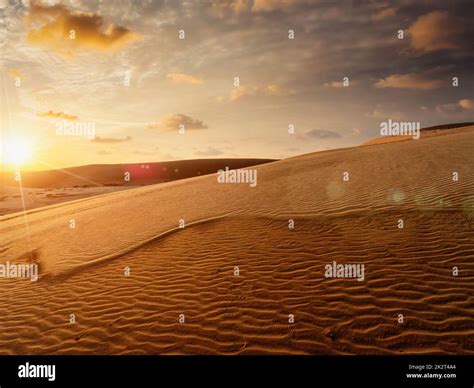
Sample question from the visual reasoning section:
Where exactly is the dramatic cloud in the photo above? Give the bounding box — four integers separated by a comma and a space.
147, 114, 208, 131
25, 0, 140, 56
407, 11, 462, 54
91, 136, 132, 143
1, 0, 472, 168
304, 129, 341, 139
436, 99, 474, 115
230, 84, 290, 101
37, 110, 78, 120
374, 73, 443, 90
166, 73, 203, 85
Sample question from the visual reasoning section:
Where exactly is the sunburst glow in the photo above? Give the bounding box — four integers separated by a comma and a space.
1, 136, 35, 166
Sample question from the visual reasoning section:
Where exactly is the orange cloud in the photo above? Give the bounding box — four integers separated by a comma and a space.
324, 81, 345, 88
253, 0, 302, 11
407, 11, 461, 54
436, 99, 474, 115
211, 0, 300, 15
7, 68, 24, 79
146, 114, 208, 131
459, 99, 474, 110
37, 110, 78, 120
210, 0, 249, 16
371, 7, 396, 22
91, 136, 132, 143
25, 0, 140, 56
230, 84, 290, 101
374, 73, 443, 90
366, 109, 405, 121
324, 80, 358, 88
166, 73, 203, 85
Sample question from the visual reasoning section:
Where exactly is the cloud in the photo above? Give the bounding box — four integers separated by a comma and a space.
304, 129, 341, 139
147, 114, 208, 131
132, 149, 159, 156
366, 109, 405, 121
37, 110, 78, 120
374, 73, 443, 90
210, 0, 249, 15
194, 146, 224, 156
324, 81, 345, 89
25, 0, 140, 56
407, 11, 462, 54
7, 68, 23, 79
253, 0, 303, 11
459, 99, 474, 110
230, 84, 290, 101
436, 99, 474, 115
210, 0, 300, 15
98, 150, 112, 155
323, 79, 358, 88
371, 7, 396, 22
166, 73, 203, 85
91, 136, 132, 143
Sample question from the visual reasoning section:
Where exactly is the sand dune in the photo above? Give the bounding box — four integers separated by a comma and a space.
0, 126, 473, 354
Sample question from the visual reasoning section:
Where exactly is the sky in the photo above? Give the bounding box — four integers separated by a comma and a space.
0, 0, 473, 170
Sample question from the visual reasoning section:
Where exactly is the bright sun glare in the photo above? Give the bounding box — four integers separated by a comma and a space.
2, 136, 35, 166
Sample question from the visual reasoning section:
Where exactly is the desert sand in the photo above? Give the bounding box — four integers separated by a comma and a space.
0, 126, 473, 354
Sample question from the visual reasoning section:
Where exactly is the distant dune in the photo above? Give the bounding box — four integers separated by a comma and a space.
1, 158, 276, 188
0, 125, 473, 354
361, 122, 474, 146
0, 158, 275, 215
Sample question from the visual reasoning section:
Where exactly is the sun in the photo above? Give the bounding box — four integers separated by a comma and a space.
1, 135, 35, 167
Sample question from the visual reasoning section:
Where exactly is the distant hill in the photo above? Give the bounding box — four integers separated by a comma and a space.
1, 158, 277, 188
419, 122, 474, 131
